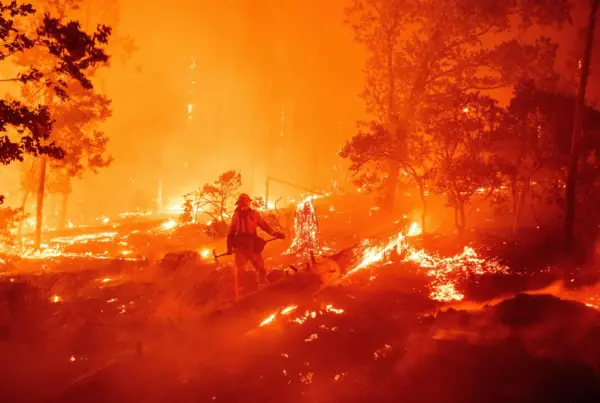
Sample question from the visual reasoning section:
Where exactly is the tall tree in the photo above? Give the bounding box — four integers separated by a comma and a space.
0, 0, 111, 248
495, 81, 600, 234
343, 0, 571, 212
19, 82, 111, 231
565, 0, 599, 250
424, 91, 503, 232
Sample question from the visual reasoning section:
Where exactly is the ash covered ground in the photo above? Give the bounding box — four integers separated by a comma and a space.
1, 195, 600, 403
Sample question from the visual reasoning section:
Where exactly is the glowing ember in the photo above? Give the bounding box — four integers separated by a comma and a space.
281, 305, 298, 315
259, 312, 278, 327
101, 277, 112, 283
325, 304, 344, 314
285, 195, 322, 259
50, 295, 62, 303
304, 333, 318, 342
585, 295, 600, 310
200, 249, 211, 259
69, 355, 76, 362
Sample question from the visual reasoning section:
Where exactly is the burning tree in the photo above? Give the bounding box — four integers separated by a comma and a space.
286, 196, 322, 260
343, 0, 570, 212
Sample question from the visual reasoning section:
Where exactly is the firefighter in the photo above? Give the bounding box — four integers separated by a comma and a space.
227, 193, 285, 295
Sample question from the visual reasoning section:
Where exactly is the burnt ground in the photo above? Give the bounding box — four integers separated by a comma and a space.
2, 242, 600, 403
1, 197, 600, 402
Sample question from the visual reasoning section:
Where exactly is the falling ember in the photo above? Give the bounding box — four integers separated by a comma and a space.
101, 277, 112, 283
259, 312, 278, 327
285, 195, 322, 259
69, 355, 76, 362
50, 295, 62, 303
281, 305, 298, 315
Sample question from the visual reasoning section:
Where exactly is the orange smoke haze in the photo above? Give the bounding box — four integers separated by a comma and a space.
0, 0, 597, 226
74, 0, 367, 219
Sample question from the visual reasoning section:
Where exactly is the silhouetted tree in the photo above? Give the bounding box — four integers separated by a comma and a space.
0, 0, 111, 248
424, 91, 503, 232
343, 0, 571, 211
494, 81, 600, 234
186, 171, 242, 224
340, 121, 434, 231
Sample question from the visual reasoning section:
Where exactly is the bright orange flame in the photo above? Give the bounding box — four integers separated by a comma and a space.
160, 218, 178, 231
406, 222, 422, 237
346, 222, 508, 302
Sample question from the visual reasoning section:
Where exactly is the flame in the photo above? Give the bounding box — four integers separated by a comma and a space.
406, 222, 422, 237
160, 218, 178, 231
200, 249, 211, 259
285, 195, 322, 258
347, 222, 508, 302
258, 304, 343, 328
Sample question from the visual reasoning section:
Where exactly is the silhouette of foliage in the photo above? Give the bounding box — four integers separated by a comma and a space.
0, 0, 111, 171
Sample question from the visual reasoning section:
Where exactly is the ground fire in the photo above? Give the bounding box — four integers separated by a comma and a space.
2, 1, 600, 402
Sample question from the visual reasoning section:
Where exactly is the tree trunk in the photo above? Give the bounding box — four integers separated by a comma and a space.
565, 0, 599, 250
382, 163, 399, 213
454, 202, 466, 233
34, 156, 47, 250
17, 189, 30, 246
58, 191, 70, 229
418, 182, 427, 233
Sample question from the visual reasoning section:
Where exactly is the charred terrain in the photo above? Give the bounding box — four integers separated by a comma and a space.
3, 0, 600, 402
2, 196, 600, 403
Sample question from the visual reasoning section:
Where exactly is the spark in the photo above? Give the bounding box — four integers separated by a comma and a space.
50, 295, 62, 303
281, 305, 298, 315
259, 312, 277, 327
